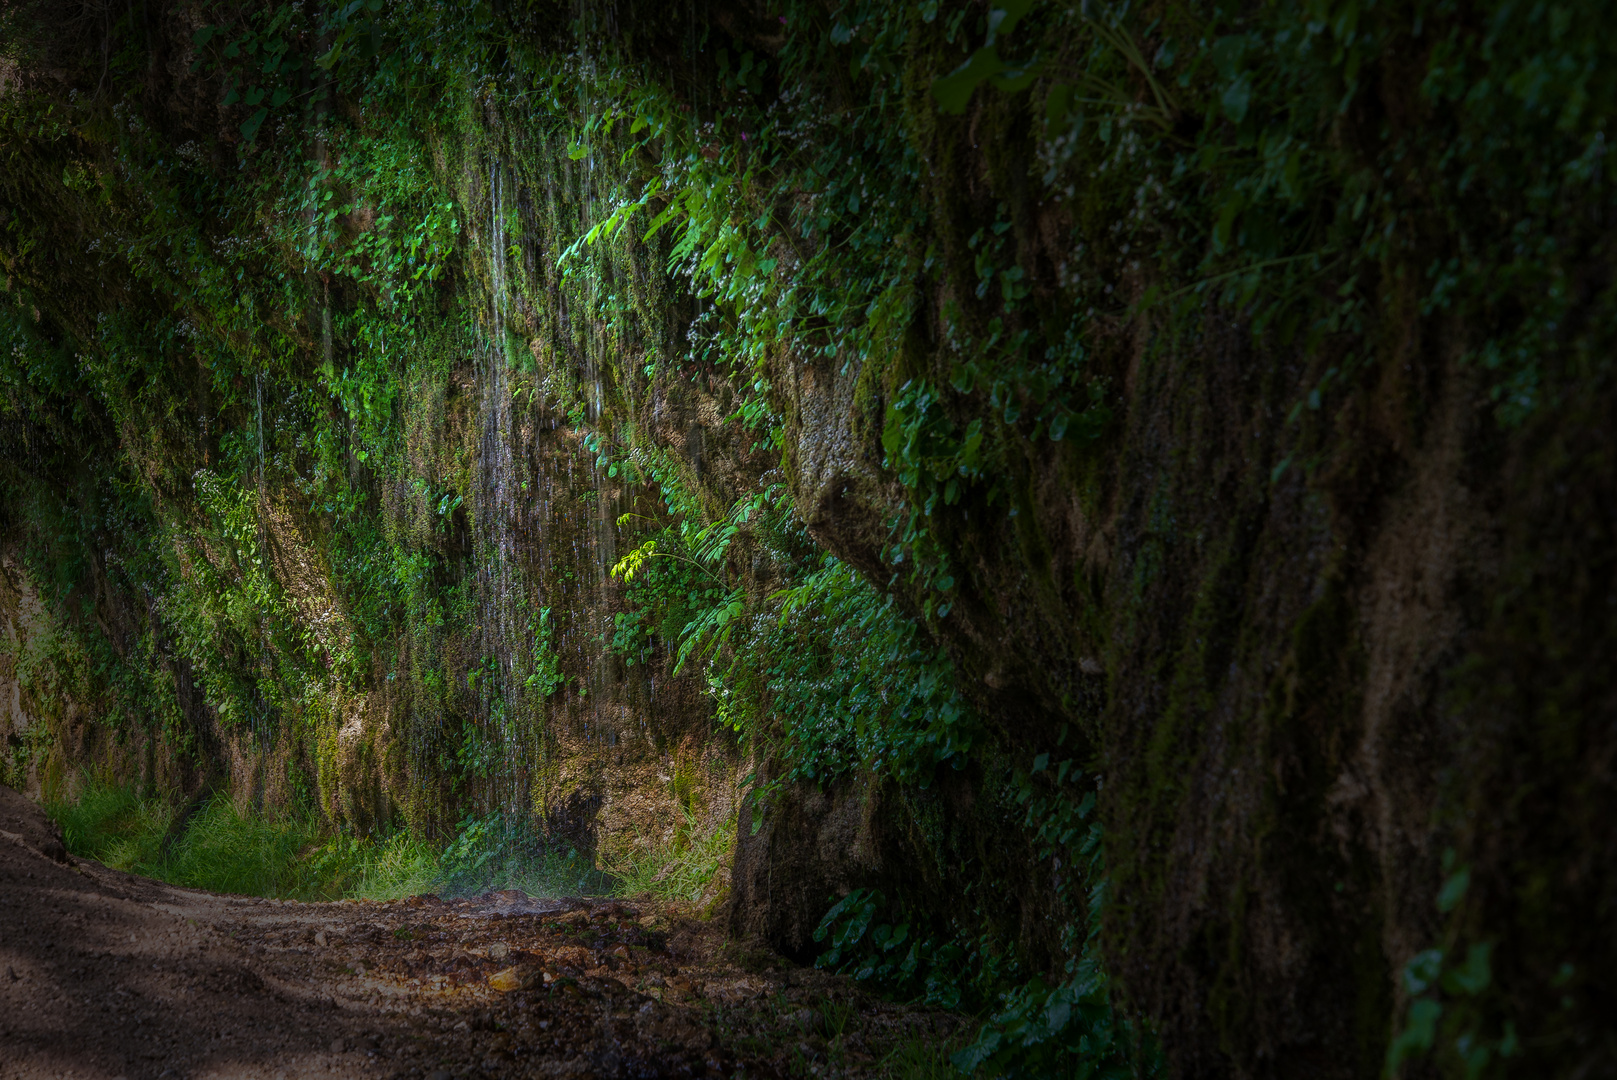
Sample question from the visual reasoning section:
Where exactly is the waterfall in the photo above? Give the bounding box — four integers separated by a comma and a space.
454, 107, 666, 879
476, 157, 527, 825
255, 372, 265, 501
575, 79, 618, 750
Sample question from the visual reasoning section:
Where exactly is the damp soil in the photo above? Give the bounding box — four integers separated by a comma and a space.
0, 789, 958, 1079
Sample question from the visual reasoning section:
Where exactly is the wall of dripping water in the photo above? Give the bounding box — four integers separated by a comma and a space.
474, 157, 524, 824
463, 149, 665, 847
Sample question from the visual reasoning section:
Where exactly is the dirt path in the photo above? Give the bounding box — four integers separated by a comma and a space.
1, 789, 956, 1079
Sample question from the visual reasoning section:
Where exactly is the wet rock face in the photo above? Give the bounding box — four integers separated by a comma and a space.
727, 776, 883, 962
777, 355, 893, 583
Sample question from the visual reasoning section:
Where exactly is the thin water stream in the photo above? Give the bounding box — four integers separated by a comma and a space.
463, 145, 651, 847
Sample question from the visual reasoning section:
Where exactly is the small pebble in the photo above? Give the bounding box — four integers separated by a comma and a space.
488, 965, 535, 992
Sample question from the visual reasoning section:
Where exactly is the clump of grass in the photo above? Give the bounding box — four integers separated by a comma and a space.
47, 776, 446, 900
49, 780, 173, 871
435, 810, 614, 898
604, 805, 736, 905
344, 831, 442, 900
47, 777, 711, 904
879, 1032, 966, 1079
148, 797, 324, 897
479, 848, 615, 898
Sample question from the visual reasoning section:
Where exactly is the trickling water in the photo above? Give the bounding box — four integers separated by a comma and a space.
490, 159, 509, 332
573, 91, 619, 739
255, 373, 266, 500
446, 105, 673, 871
250, 370, 276, 795
475, 158, 527, 824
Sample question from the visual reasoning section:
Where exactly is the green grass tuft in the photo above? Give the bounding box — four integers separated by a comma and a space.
879, 1033, 966, 1079
50, 780, 173, 872
149, 798, 323, 897
47, 777, 438, 900
603, 805, 735, 905
44, 776, 659, 902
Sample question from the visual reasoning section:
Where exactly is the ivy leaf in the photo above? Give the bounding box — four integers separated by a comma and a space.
1402, 948, 1444, 995
1437, 865, 1470, 912
1385, 998, 1443, 1072
1222, 76, 1253, 123
986, 0, 1038, 43
933, 46, 1006, 114
952, 1031, 1002, 1073
1441, 942, 1493, 997
990, 59, 1045, 94
240, 107, 269, 143
1045, 82, 1072, 137
1210, 34, 1250, 79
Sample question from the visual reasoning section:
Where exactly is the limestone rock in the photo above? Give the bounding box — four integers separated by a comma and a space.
487, 965, 539, 992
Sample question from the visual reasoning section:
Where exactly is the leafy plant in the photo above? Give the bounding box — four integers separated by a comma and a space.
951, 751, 1154, 1078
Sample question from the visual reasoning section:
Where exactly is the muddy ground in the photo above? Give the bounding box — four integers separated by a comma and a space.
0, 788, 959, 1079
